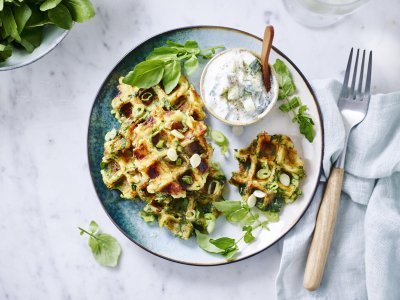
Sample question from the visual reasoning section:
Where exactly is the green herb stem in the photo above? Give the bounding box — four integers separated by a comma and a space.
78, 227, 99, 240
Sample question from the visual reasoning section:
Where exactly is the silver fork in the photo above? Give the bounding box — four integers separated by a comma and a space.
303, 48, 373, 291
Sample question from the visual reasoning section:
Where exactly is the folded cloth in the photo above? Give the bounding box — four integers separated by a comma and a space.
276, 79, 400, 300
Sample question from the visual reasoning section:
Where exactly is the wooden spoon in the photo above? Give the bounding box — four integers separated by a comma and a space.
261, 25, 274, 92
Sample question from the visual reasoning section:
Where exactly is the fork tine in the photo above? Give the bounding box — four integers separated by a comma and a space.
340, 48, 353, 98
357, 50, 366, 95
365, 51, 372, 95
350, 49, 359, 98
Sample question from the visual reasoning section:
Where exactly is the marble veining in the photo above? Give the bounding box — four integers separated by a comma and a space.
0, 0, 399, 299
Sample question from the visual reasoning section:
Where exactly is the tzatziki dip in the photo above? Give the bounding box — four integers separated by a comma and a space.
201, 49, 277, 125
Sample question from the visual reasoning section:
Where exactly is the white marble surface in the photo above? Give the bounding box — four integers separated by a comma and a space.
0, 0, 399, 299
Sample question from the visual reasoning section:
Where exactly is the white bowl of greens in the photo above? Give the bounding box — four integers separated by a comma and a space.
0, 0, 95, 71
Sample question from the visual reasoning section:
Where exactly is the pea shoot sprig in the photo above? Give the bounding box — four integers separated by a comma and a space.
196, 200, 276, 260
79, 220, 122, 267
123, 40, 224, 94
273, 59, 316, 143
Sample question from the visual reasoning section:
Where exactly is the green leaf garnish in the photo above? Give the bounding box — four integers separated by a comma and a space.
213, 200, 242, 215
195, 230, 225, 254
162, 60, 181, 94
123, 60, 165, 89
210, 237, 236, 250
279, 96, 300, 112
78, 220, 122, 267
183, 55, 199, 74
273, 59, 315, 142
123, 40, 224, 93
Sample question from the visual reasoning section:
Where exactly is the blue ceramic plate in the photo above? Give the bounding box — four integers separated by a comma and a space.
88, 26, 324, 266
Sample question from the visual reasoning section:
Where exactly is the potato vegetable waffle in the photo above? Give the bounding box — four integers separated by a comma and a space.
229, 133, 305, 213
101, 76, 225, 239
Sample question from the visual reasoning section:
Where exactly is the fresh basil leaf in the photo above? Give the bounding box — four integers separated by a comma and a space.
123, 60, 165, 89
210, 237, 236, 250
183, 55, 198, 75
227, 207, 250, 223
146, 46, 179, 61
13, 4, 32, 34
273, 59, 296, 100
19, 27, 42, 52
40, 0, 62, 11
0, 43, 12, 62
1, 7, 21, 41
162, 60, 181, 94
244, 230, 255, 244
297, 113, 315, 142
184, 40, 199, 48
279, 96, 300, 112
222, 245, 238, 260
89, 220, 99, 234
48, 3, 72, 29
88, 233, 121, 267
195, 230, 224, 254
213, 201, 242, 215
64, 0, 95, 22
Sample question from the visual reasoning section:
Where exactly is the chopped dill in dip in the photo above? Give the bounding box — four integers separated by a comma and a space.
202, 49, 276, 124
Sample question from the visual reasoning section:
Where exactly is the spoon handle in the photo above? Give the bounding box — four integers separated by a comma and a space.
261, 25, 274, 92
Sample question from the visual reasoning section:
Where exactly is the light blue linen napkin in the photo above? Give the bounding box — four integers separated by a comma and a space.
276, 79, 400, 300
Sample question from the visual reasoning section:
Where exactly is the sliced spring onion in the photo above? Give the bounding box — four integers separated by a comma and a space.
279, 173, 291, 186
133, 104, 146, 118
253, 190, 266, 198
167, 148, 178, 161
104, 129, 117, 141
268, 182, 279, 191
176, 157, 182, 166
247, 194, 257, 208
156, 140, 165, 149
171, 129, 185, 139
207, 180, 220, 195
256, 168, 270, 179
190, 154, 201, 168
140, 91, 153, 102
182, 175, 193, 185
211, 130, 226, 144
185, 209, 196, 221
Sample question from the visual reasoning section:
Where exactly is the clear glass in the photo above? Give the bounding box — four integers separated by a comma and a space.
283, 0, 369, 28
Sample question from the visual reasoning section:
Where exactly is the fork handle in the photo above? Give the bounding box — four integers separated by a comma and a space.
303, 167, 344, 291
